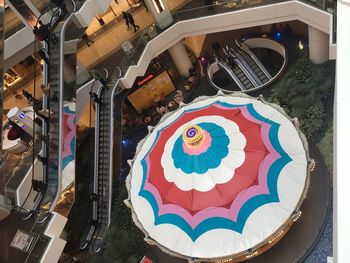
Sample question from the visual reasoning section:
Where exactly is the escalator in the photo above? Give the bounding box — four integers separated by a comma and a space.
33, 0, 77, 222
223, 48, 255, 90
216, 60, 246, 91
0, 1, 78, 261
234, 39, 272, 85
226, 46, 262, 87
90, 84, 112, 252
80, 67, 122, 253
2, 1, 72, 223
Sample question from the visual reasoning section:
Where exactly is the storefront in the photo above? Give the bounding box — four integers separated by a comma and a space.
122, 53, 192, 131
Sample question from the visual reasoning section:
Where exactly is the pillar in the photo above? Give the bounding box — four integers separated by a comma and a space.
168, 41, 192, 77
145, 0, 173, 29
308, 25, 329, 64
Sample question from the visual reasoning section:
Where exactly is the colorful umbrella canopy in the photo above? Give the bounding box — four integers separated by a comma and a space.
62, 103, 76, 190
126, 94, 310, 260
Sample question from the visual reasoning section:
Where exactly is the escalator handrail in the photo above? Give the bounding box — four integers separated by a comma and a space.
240, 37, 288, 93
90, 85, 109, 253
90, 68, 122, 253
217, 60, 246, 91
235, 39, 272, 80
48, 11, 76, 213
225, 47, 258, 88
92, 84, 105, 221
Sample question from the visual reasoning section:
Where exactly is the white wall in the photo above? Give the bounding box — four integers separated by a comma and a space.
335, 1, 350, 262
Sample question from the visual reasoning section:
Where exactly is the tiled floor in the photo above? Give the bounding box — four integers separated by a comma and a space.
77, 0, 191, 69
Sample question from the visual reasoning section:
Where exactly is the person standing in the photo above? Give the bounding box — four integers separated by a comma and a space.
211, 41, 220, 56
122, 11, 140, 32
82, 33, 94, 47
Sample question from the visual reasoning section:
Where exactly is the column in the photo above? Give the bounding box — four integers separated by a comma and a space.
145, 0, 173, 29
308, 25, 329, 64
168, 41, 192, 77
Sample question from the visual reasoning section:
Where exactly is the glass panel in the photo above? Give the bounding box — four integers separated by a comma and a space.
4, 139, 42, 205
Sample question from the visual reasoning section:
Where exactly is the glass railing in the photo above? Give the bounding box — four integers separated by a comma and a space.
4, 139, 42, 205
118, 0, 336, 76
30, 0, 50, 13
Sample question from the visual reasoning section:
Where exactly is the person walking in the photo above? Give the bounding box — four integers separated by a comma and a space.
122, 11, 140, 32
89, 92, 102, 105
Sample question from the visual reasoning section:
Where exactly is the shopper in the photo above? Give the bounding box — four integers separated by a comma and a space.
89, 92, 102, 105
33, 21, 50, 43
38, 49, 50, 65
211, 41, 220, 56
284, 23, 293, 38
22, 90, 36, 103
271, 23, 278, 34
122, 11, 140, 32
82, 33, 94, 47
41, 83, 51, 97
97, 17, 105, 26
